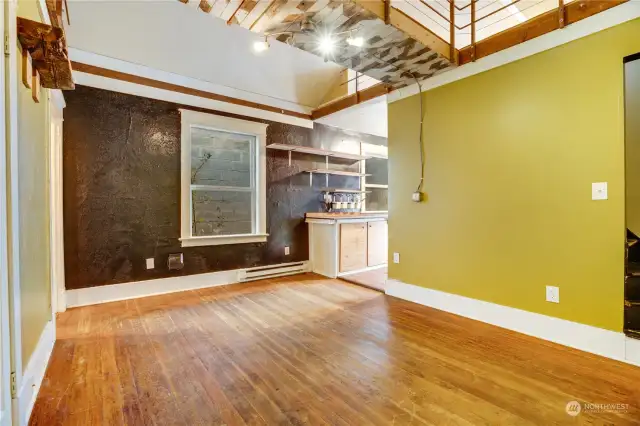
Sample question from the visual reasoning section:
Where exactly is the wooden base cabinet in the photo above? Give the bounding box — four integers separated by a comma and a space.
367, 221, 388, 267
340, 223, 368, 273
306, 214, 388, 278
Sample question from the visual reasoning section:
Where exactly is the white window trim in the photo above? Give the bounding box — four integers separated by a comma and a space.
179, 109, 268, 247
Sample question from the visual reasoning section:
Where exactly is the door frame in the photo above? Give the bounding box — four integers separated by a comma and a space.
49, 90, 65, 313
4, 0, 24, 423
0, 1, 14, 425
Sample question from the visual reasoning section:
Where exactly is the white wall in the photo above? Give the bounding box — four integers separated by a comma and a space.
65, 0, 343, 110
315, 97, 388, 138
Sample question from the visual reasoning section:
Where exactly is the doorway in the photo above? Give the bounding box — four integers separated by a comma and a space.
624, 52, 640, 338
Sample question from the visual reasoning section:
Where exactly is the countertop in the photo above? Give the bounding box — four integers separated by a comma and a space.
305, 212, 388, 220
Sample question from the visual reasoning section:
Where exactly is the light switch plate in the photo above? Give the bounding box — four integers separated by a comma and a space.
546, 285, 560, 303
284, 246, 290, 256
146, 258, 155, 270
393, 253, 400, 264
592, 182, 608, 200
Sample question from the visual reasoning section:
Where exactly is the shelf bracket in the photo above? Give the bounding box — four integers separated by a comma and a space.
288, 150, 291, 167
325, 173, 328, 187
309, 171, 312, 187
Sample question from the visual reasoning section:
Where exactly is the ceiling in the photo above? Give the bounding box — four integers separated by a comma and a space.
393, 0, 560, 48
184, 0, 456, 88
65, 0, 345, 110
64, 0, 609, 122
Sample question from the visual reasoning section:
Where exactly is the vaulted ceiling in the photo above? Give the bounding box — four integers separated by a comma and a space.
64, 1, 345, 111
65, 0, 628, 121
190, 0, 457, 88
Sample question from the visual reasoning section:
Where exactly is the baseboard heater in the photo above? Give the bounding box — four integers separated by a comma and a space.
237, 261, 309, 282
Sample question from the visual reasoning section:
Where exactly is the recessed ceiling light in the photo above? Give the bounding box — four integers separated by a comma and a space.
253, 39, 270, 53
346, 36, 364, 47
318, 36, 335, 54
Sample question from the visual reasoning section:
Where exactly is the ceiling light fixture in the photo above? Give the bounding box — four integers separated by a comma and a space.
318, 35, 335, 55
253, 38, 270, 53
346, 36, 364, 47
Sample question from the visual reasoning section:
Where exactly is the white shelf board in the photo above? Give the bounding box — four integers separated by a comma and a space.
306, 169, 368, 177
267, 143, 370, 161
321, 188, 370, 193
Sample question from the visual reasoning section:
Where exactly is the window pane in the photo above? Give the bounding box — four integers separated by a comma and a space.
366, 187, 388, 212
192, 190, 253, 236
191, 127, 254, 187
365, 157, 388, 185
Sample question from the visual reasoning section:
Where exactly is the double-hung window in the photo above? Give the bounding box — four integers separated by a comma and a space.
179, 109, 268, 246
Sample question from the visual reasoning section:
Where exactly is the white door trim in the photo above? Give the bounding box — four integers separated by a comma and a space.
5, 4, 24, 425
49, 91, 66, 313
0, 1, 14, 425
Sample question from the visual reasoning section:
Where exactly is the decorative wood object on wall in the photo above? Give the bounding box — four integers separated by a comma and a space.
21, 48, 32, 89
181, 0, 456, 89
16, 17, 74, 90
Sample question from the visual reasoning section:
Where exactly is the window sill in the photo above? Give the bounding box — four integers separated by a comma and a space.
180, 234, 269, 247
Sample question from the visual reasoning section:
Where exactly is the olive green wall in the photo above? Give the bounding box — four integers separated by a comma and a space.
626, 59, 640, 237
388, 18, 640, 332
16, 0, 52, 366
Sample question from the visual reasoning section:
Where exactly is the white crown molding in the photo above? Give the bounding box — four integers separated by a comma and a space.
386, 279, 640, 367
69, 49, 314, 129
388, 2, 640, 103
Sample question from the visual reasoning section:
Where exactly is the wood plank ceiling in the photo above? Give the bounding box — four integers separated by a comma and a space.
185, 0, 456, 88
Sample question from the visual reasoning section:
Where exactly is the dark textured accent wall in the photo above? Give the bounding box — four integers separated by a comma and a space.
63, 85, 386, 289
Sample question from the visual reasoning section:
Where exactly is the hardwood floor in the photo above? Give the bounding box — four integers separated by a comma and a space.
341, 267, 388, 291
31, 274, 640, 425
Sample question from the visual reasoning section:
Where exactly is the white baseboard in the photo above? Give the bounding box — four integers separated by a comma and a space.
64, 263, 310, 308
386, 279, 640, 367
65, 269, 242, 308
19, 320, 55, 426
338, 263, 387, 277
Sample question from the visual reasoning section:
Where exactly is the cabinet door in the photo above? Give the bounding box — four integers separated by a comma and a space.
367, 221, 388, 267
340, 223, 368, 273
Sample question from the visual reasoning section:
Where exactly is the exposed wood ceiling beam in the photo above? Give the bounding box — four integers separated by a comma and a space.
71, 62, 312, 120
311, 83, 391, 120
227, 0, 246, 25
354, 0, 458, 63
459, 0, 628, 64
199, 0, 213, 13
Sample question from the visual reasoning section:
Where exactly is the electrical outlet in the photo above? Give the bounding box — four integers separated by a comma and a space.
546, 286, 560, 303
592, 182, 608, 200
393, 252, 400, 264
284, 246, 290, 256
146, 258, 155, 270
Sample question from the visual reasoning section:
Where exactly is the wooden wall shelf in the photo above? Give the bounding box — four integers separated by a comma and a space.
267, 143, 370, 161
306, 169, 368, 177
321, 188, 370, 194
17, 17, 74, 90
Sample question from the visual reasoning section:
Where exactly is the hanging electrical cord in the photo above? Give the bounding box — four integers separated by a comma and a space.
368, 50, 427, 198
411, 74, 425, 196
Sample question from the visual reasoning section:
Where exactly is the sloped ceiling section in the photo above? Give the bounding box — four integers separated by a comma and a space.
189, 0, 456, 88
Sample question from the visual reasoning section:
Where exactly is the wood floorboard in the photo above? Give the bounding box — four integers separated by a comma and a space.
31, 274, 640, 425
